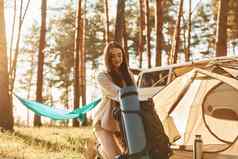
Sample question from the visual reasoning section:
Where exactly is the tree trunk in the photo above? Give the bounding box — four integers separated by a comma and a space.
26, 51, 34, 127
182, 16, 187, 58
65, 79, 70, 110
0, 0, 14, 131
80, 0, 86, 125
215, 0, 228, 57
9, 0, 23, 95
169, 0, 183, 64
155, 0, 164, 66
114, 0, 125, 44
185, 0, 192, 62
123, 20, 128, 63
9, 0, 16, 71
145, 0, 151, 68
138, 0, 145, 68
104, 0, 110, 44
34, 0, 47, 127
10, 0, 31, 95
73, 0, 82, 127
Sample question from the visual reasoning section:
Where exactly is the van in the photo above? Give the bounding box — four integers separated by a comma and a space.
136, 56, 238, 100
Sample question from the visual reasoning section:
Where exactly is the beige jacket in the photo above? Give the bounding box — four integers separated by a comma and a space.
91, 71, 135, 132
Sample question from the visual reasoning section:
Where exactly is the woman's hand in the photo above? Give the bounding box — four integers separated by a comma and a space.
116, 71, 126, 87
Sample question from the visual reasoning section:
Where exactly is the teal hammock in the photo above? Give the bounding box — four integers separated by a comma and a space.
15, 94, 101, 122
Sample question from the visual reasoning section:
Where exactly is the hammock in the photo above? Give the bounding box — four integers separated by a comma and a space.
15, 94, 101, 121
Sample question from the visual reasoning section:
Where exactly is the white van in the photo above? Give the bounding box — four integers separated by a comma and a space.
136, 56, 238, 100
137, 56, 238, 100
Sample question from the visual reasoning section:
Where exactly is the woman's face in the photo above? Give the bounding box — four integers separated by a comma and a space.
110, 48, 123, 69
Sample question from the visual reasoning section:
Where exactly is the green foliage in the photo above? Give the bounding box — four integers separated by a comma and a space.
161, 0, 178, 55
85, 0, 105, 68
124, 0, 176, 63
18, 24, 40, 99
46, 4, 75, 106
46, 1, 108, 104
125, 0, 140, 56
190, 3, 217, 57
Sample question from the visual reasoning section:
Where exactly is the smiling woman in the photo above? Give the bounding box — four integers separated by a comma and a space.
89, 41, 135, 159
110, 48, 123, 69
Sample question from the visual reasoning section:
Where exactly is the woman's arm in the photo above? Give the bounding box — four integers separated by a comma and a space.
97, 72, 120, 101
129, 70, 136, 86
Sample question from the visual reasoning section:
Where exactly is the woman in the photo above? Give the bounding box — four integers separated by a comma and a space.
91, 41, 134, 159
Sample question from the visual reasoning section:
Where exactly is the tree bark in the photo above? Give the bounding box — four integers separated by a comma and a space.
155, 0, 164, 66
215, 0, 228, 57
145, 0, 151, 68
138, 0, 145, 68
169, 0, 183, 64
114, 0, 125, 44
185, 0, 192, 62
0, 0, 14, 131
34, 0, 47, 127
9, 0, 23, 95
9, 0, 16, 71
80, 0, 86, 125
73, 0, 82, 127
123, 19, 128, 63
10, 0, 31, 95
104, 0, 110, 44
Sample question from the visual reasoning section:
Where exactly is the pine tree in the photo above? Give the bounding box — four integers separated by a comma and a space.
169, 0, 184, 64
0, 0, 14, 131
155, 0, 164, 66
215, 0, 228, 57
34, 0, 47, 127
115, 0, 125, 44
145, 0, 151, 68
73, 0, 82, 127
138, 0, 145, 68
104, 0, 109, 43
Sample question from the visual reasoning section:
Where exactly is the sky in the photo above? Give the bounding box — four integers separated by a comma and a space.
4, 0, 203, 125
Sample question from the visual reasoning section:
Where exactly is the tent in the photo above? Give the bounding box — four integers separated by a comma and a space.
153, 62, 238, 158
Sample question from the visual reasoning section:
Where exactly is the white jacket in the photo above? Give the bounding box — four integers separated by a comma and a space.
91, 71, 134, 132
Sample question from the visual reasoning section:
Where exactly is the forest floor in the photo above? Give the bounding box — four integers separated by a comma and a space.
0, 126, 96, 159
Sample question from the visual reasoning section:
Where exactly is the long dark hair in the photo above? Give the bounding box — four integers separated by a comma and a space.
103, 41, 134, 87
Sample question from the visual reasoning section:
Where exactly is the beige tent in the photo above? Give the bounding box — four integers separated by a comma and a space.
153, 64, 238, 158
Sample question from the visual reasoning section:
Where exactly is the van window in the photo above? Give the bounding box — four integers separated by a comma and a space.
140, 70, 169, 88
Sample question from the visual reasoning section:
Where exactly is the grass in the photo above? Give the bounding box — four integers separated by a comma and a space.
0, 126, 97, 159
